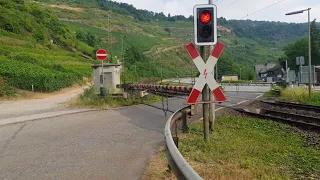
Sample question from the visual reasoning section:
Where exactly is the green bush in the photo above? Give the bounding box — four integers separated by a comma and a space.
75, 41, 95, 56
0, 76, 17, 97
0, 58, 76, 92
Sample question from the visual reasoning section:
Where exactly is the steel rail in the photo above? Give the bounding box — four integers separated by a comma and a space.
164, 106, 202, 180
236, 108, 320, 131
262, 100, 320, 113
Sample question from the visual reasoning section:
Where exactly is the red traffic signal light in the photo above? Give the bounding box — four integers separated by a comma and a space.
193, 4, 217, 46
200, 12, 211, 24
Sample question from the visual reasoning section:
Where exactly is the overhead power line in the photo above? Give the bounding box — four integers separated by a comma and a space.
220, 0, 244, 10
240, 0, 288, 19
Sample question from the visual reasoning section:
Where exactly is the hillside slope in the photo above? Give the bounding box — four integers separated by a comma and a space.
35, 0, 298, 80
0, 0, 312, 97
0, 0, 95, 96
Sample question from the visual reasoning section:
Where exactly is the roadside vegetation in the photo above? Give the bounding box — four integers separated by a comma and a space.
0, 77, 17, 98
142, 147, 175, 180
144, 115, 320, 179
0, 0, 95, 97
265, 86, 320, 106
69, 86, 161, 109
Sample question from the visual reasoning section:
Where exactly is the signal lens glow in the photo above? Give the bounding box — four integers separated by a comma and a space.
200, 12, 211, 24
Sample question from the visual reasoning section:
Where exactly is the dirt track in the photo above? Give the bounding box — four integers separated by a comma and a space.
0, 87, 86, 120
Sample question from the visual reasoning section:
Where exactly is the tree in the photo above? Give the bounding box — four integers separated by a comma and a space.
282, 20, 320, 70
311, 20, 320, 65
283, 37, 308, 70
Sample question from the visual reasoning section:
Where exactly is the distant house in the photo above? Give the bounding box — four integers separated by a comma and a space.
255, 63, 283, 82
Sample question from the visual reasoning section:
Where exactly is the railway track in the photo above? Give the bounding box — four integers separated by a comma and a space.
145, 88, 320, 131
237, 108, 320, 131
236, 100, 320, 131
262, 100, 320, 114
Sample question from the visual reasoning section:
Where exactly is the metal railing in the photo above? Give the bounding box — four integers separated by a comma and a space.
164, 106, 202, 180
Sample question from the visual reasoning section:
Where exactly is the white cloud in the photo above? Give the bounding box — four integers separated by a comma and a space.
113, 0, 320, 23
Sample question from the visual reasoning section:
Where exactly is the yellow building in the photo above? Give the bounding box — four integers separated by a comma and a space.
221, 75, 239, 81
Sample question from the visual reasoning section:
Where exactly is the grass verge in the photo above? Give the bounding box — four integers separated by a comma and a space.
265, 86, 320, 106
177, 115, 320, 179
141, 147, 175, 180
69, 86, 162, 109
143, 115, 320, 179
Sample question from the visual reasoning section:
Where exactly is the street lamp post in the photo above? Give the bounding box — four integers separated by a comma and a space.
285, 8, 312, 98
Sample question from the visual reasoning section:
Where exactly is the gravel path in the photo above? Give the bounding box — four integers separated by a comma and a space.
0, 87, 85, 120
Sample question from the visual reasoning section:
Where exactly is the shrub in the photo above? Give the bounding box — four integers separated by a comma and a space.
0, 58, 75, 92
0, 76, 17, 97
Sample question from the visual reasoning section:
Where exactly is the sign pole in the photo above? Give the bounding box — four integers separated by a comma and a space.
208, 0, 215, 133
200, 46, 210, 142
101, 60, 104, 86
300, 58, 302, 84
209, 46, 215, 132
96, 49, 108, 96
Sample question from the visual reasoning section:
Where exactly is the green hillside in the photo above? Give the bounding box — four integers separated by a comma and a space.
0, 0, 96, 96
0, 0, 313, 97
34, 0, 287, 80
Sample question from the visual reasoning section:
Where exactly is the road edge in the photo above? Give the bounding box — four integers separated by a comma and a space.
0, 109, 95, 126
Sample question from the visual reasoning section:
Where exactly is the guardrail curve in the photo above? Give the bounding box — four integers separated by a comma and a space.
164, 106, 202, 180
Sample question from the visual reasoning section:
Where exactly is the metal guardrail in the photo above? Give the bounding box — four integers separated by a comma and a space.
164, 106, 202, 180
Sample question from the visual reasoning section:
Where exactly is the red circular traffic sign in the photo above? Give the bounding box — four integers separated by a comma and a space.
96, 49, 108, 61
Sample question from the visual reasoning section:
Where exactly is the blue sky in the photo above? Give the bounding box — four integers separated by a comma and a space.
114, 0, 320, 23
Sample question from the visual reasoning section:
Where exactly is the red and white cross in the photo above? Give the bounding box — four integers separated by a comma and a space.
185, 42, 227, 104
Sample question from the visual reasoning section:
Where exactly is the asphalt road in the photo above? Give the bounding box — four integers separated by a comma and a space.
0, 110, 165, 180
0, 92, 263, 180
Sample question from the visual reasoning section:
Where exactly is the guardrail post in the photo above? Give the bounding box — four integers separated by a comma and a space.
182, 110, 189, 133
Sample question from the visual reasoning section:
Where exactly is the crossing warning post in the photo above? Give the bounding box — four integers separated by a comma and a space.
185, 42, 227, 141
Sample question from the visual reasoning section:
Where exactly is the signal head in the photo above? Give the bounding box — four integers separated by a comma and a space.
193, 4, 217, 46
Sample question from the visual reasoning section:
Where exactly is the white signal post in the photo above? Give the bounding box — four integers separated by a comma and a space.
190, 2, 223, 141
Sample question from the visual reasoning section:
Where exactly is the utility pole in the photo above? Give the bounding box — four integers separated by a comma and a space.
161, 64, 163, 83
121, 35, 124, 66
208, 0, 216, 133
200, 46, 210, 142
285, 8, 312, 97
308, 8, 312, 97
135, 64, 137, 82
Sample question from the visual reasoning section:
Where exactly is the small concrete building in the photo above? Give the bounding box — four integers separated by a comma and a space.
92, 64, 122, 93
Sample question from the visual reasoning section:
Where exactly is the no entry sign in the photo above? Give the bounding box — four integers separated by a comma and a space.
185, 42, 227, 104
96, 49, 108, 61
